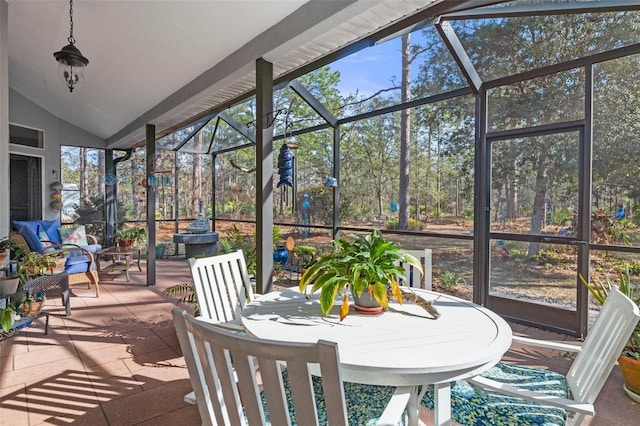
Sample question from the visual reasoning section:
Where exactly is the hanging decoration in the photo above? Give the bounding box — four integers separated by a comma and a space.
50, 170, 64, 211
50, 181, 64, 191
135, 180, 147, 209
50, 200, 64, 211
103, 173, 117, 186
324, 177, 338, 187
277, 143, 293, 188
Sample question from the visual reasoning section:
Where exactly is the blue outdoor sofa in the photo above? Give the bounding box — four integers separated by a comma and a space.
11, 220, 101, 297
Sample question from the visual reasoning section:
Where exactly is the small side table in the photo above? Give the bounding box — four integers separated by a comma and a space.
96, 247, 142, 281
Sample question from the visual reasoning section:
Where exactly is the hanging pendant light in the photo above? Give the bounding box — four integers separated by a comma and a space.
53, 0, 89, 92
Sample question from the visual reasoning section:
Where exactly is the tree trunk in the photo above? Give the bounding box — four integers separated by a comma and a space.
192, 133, 203, 217
527, 154, 549, 256
398, 33, 411, 229
98, 150, 105, 197
79, 148, 87, 202
131, 158, 138, 220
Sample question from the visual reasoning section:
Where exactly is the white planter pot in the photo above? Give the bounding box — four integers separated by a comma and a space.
0, 277, 20, 297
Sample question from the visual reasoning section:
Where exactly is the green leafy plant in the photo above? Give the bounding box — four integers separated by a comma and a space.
218, 224, 282, 277
579, 265, 640, 359
0, 304, 18, 333
291, 245, 319, 270
0, 293, 39, 333
17, 252, 56, 284
439, 271, 466, 289
0, 235, 20, 252
299, 229, 423, 320
114, 226, 146, 246
218, 225, 256, 276
162, 282, 200, 316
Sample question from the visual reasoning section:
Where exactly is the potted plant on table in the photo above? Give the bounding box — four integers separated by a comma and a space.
580, 265, 640, 401
299, 229, 424, 320
114, 227, 146, 249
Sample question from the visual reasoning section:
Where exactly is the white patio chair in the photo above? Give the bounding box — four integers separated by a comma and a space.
398, 249, 432, 290
173, 308, 412, 426
188, 250, 255, 331
184, 250, 255, 404
422, 286, 640, 425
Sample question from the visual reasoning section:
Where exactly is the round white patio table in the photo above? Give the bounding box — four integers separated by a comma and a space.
241, 287, 512, 425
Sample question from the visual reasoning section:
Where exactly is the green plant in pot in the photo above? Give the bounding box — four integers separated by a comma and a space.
0, 235, 21, 265
580, 265, 640, 400
0, 300, 21, 333
114, 227, 146, 248
299, 229, 423, 320
17, 252, 56, 284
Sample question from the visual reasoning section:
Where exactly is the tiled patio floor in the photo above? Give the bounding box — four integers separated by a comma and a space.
1, 258, 638, 425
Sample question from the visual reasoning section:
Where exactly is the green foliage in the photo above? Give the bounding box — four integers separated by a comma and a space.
579, 264, 640, 359
291, 245, 319, 270
162, 282, 200, 316
533, 249, 563, 266
18, 252, 56, 284
114, 227, 147, 245
0, 235, 20, 252
385, 218, 423, 231
0, 305, 17, 333
297, 185, 337, 226
632, 205, 640, 227
73, 195, 112, 224
218, 225, 256, 276
1, 293, 45, 333
299, 229, 423, 318
591, 209, 631, 245
217, 224, 282, 277
439, 271, 466, 289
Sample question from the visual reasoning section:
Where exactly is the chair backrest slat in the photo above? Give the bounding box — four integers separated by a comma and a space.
567, 287, 640, 403
173, 308, 349, 425
189, 250, 254, 324
398, 249, 432, 290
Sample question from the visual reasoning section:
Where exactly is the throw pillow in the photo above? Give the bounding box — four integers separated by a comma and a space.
58, 225, 89, 246
38, 229, 56, 254
11, 220, 63, 252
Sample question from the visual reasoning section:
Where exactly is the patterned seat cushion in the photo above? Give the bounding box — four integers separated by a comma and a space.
262, 370, 407, 425
422, 362, 569, 426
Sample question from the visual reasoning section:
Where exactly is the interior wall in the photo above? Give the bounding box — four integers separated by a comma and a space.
8, 88, 106, 221
0, 0, 9, 236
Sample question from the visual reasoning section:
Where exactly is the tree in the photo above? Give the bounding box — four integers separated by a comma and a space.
398, 34, 411, 229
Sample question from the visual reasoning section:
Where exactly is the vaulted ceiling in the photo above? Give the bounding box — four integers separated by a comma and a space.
6, 0, 452, 149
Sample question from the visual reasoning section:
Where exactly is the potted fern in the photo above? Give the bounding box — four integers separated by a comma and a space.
580, 265, 640, 401
299, 229, 423, 320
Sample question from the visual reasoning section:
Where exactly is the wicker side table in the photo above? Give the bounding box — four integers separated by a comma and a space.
24, 272, 71, 316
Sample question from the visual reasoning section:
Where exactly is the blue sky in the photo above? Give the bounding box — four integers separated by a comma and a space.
327, 30, 435, 98
329, 38, 403, 97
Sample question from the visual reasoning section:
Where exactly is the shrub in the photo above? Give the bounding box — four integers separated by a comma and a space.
439, 271, 466, 289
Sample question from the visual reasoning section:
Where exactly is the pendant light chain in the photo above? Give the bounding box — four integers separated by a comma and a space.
67, 0, 75, 45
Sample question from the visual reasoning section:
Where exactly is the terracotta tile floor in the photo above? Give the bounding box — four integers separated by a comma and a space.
1, 258, 638, 425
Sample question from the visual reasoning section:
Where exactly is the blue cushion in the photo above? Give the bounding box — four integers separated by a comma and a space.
64, 254, 95, 274
422, 362, 569, 426
81, 244, 102, 254
12, 220, 62, 252
65, 255, 92, 266
18, 226, 40, 252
